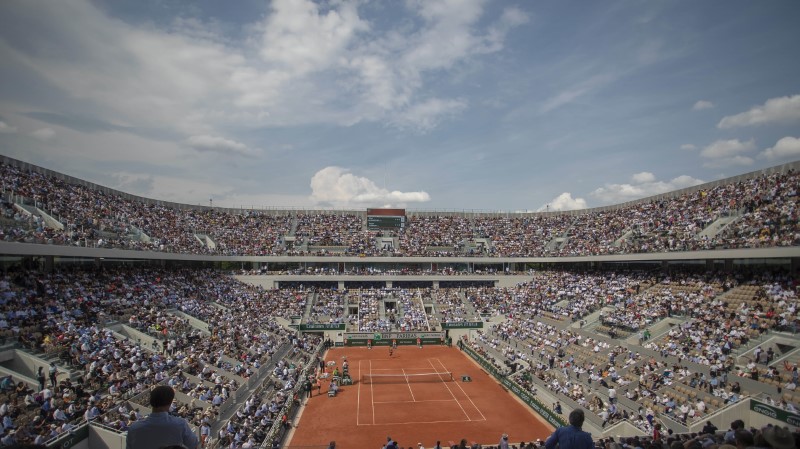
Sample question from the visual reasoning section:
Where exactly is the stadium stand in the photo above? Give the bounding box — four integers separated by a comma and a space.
0, 155, 798, 448
1, 157, 797, 256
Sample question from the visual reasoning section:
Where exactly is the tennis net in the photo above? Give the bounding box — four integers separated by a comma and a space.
362, 372, 454, 384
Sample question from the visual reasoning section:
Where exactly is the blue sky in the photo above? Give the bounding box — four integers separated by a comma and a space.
0, 0, 799, 212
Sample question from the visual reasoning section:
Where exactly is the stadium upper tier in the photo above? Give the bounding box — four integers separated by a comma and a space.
0, 156, 797, 257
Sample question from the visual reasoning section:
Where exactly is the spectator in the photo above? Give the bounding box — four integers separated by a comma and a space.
48, 363, 58, 389
453, 439, 469, 449
545, 409, 593, 449
126, 386, 199, 449
734, 429, 754, 449
500, 433, 510, 449
724, 419, 744, 443
760, 426, 795, 449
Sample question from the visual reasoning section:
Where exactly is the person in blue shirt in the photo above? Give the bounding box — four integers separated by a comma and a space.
545, 409, 594, 449
126, 386, 198, 449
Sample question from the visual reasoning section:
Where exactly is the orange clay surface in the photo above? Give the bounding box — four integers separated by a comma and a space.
288, 345, 554, 448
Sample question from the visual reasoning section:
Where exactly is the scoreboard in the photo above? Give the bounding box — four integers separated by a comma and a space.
367, 215, 405, 229
367, 208, 406, 230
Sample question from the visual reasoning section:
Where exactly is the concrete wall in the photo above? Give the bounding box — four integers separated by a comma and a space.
112, 324, 161, 346
235, 275, 276, 289
89, 423, 125, 449
0, 350, 46, 389
0, 349, 48, 378
169, 310, 211, 334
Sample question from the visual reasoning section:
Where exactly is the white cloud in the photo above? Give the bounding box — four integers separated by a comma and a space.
309, 166, 430, 207
212, 192, 314, 210
631, 172, 656, 183
1, 96, 301, 209
259, 0, 367, 74
700, 138, 756, 158
692, 100, 714, 110
699, 138, 756, 168
186, 135, 258, 157
0, 0, 527, 137
540, 73, 616, 113
109, 171, 156, 195
349, 1, 527, 128
31, 127, 55, 140
0, 121, 17, 133
118, 172, 235, 204
391, 98, 468, 132
537, 192, 587, 212
680, 144, 697, 151
718, 94, 800, 128
590, 173, 704, 204
702, 155, 755, 168
108, 171, 311, 208
761, 136, 800, 161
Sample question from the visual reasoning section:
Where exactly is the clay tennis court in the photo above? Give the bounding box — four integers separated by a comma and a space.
288, 346, 553, 448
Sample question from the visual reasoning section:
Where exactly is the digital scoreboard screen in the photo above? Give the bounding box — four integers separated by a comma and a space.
367, 208, 406, 230
367, 215, 405, 229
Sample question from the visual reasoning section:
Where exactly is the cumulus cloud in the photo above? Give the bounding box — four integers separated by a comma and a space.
692, 100, 714, 110
537, 193, 587, 212
309, 166, 430, 207
0, 121, 17, 133
31, 127, 55, 140
186, 135, 258, 157
590, 173, 704, 204
761, 136, 800, 161
631, 172, 656, 183
699, 138, 756, 167
259, 0, 367, 74
680, 144, 697, 151
700, 138, 756, 158
718, 94, 800, 128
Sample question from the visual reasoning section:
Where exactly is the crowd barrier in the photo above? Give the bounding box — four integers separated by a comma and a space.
46, 422, 89, 449
461, 344, 566, 428
262, 341, 326, 449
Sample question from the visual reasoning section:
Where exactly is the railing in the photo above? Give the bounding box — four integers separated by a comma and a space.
262, 341, 326, 449
461, 343, 567, 428
46, 421, 90, 449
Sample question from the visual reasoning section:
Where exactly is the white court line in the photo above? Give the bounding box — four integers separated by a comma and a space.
374, 399, 457, 404
357, 417, 486, 426
435, 357, 487, 421
357, 359, 361, 426
401, 368, 416, 402
427, 358, 470, 421
369, 360, 376, 425
370, 367, 448, 371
